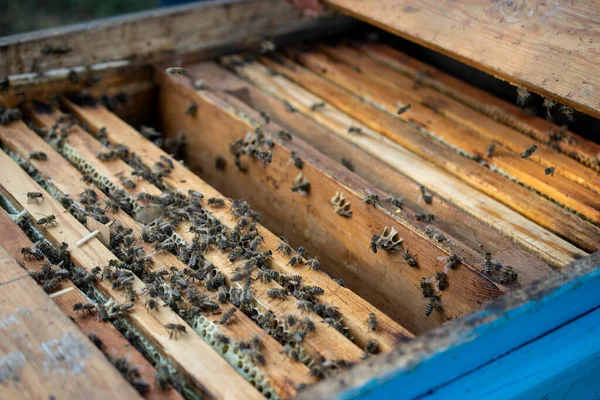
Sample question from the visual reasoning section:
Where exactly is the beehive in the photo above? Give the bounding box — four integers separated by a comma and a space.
1, 1, 599, 399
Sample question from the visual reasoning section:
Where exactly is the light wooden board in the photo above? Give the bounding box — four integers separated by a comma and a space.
231, 57, 588, 267
0, 245, 141, 400
0, 0, 345, 79
287, 47, 600, 223
15, 112, 317, 396
355, 42, 600, 170
250, 55, 600, 255
60, 95, 415, 348
325, 0, 600, 118
0, 209, 182, 400
0, 149, 264, 400
189, 61, 555, 287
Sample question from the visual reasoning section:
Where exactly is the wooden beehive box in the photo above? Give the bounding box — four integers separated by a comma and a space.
1, 1, 599, 399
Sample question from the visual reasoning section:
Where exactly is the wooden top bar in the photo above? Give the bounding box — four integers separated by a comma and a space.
325, 0, 600, 118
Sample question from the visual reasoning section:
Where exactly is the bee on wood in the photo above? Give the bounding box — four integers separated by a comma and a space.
420, 278, 435, 298
290, 151, 303, 169
341, 157, 355, 172
402, 250, 418, 268
362, 340, 380, 359
516, 87, 530, 106
415, 212, 435, 223
165, 323, 187, 339
43, 277, 62, 293
287, 254, 304, 267
484, 252, 494, 274
425, 297, 438, 317
27, 192, 44, 204
276, 240, 293, 256
165, 67, 188, 76
419, 185, 433, 204
29, 151, 47, 161
310, 102, 325, 111
154, 364, 171, 390
436, 271, 449, 290
213, 156, 226, 171
348, 126, 363, 135
21, 246, 44, 260
301, 317, 316, 332
297, 300, 314, 313
370, 234, 380, 253
396, 104, 411, 115
267, 288, 289, 299
282, 344, 300, 361
363, 193, 380, 206
72, 302, 97, 315
186, 103, 197, 117
291, 172, 310, 195
543, 98, 555, 118
386, 196, 403, 210
560, 105, 574, 121
98, 304, 110, 322
220, 307, 237, 325
521, 145, 538, 159
37, 214, 57, 228
119, 176, 137, 189
487, 144, 496, 158
81, 174, 93, 183
367, 312, 378, 331
545, 166, 555, 176
443, 254, 460, 273
275, 131, 292, 143
207, 197, 225, 207
426, 227, 445, 243
144, 298, 158, 312
500, 266, 519, 284
306, 257, 321, 271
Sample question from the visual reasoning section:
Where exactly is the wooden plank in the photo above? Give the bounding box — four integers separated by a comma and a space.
355, 42, 600, 170
0, 245, 141, 400
317, 44, 600, 197
288, 47, 600, 223
13, 113, 317, 397
58, 99, 392, 356
153, 69, 506, 335
189, 62, 555, 287
297, 250, 600, 400
0, 209, 182, 400
0, 0, 345, 79
250, 55, 600, 255
325, 0, 600, 119
0, 150, 264, 400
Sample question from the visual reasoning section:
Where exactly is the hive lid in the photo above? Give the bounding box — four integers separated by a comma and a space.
326, 0, 600, 118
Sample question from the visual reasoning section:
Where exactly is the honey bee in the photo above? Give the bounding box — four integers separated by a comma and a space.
484, 252, 494, 274
276, 240, 293, 255
29, 151, 47, 161
401, 250, 418, 268
425, 297, 438, 317
281, 344, 300, 361
291, 172, 310, 195
37, 214, 57, 228
560, 105, 574, 121
97, 149, 116, 161
347, 126, 363, 135
420, 278, 434, 298
310, 102, 325, 111
119, 176, 137, 189
542, 98, 555, 118
367, 312, 378, 331
516, 87, 530, 106
341, 157, 355, 172
43, 277, 62, 293
165, 67, 188, 76
186, 104, 197, 117
27, 192, 44, 204
290, 151, 303, 169
72, 302, 97, 315
297, 300, 314, 313
215, 156, 226, 171
521, 145, 538, 159
415, 212, 435, 223
220, 307, 237, 325
386, 196, 403, 210
154, 364, 171, 390
277, 130, 293, 141
306, 258, 321, 271
419, 185, 433, 204
257, 151, 273, 165
267, 288, 289, 299
442, 253, 460, 273
370, 234, 380, 253
486, 144, 495, 158
207, 197, 225, 207
396, 104, 411, 115
144, 298, 158, 312
363, 193, 380, 205
362, 340, 380, 359
21, 246, 44, 260
425, 227, 445, 242
500, 266, 519, 284
165, 323, 187, 339
287, 254, 304, 267
545, 166, 555, 176
436, 271, 449, 290
284, 100, 296, 112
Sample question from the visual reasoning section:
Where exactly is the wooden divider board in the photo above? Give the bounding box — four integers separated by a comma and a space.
151, 69, 508, 335
324, 0, 600, 119
187, 61, 555, 287
316, 44, 600, 196
247, 55, 600, 254
0, 209, 182, 400
59, 98, 415, 346
1, 118, 315, 398
288, 47, 600, 223
354, 42, 600, 170
0, 149, 263, 400
227, 57, 588, 267
0, 244, 142, 400
29, 107, 365, 365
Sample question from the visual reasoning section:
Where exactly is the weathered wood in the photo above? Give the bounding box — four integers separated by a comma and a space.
59, 98, 396, 355
252, 55, 599, 255
0, 150, 264, 399
325, 0, 600, 118
288, 48, 600, 223
317, 44, 600, 197
355, 41, 600, 170
189, 61, 555, 287
0, 245, 141, 399
17, 111, 317, 396
154, 68, 507, 335
297, 250, 600, 400
0, 209, 181, 400
0, 0, 345, 80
